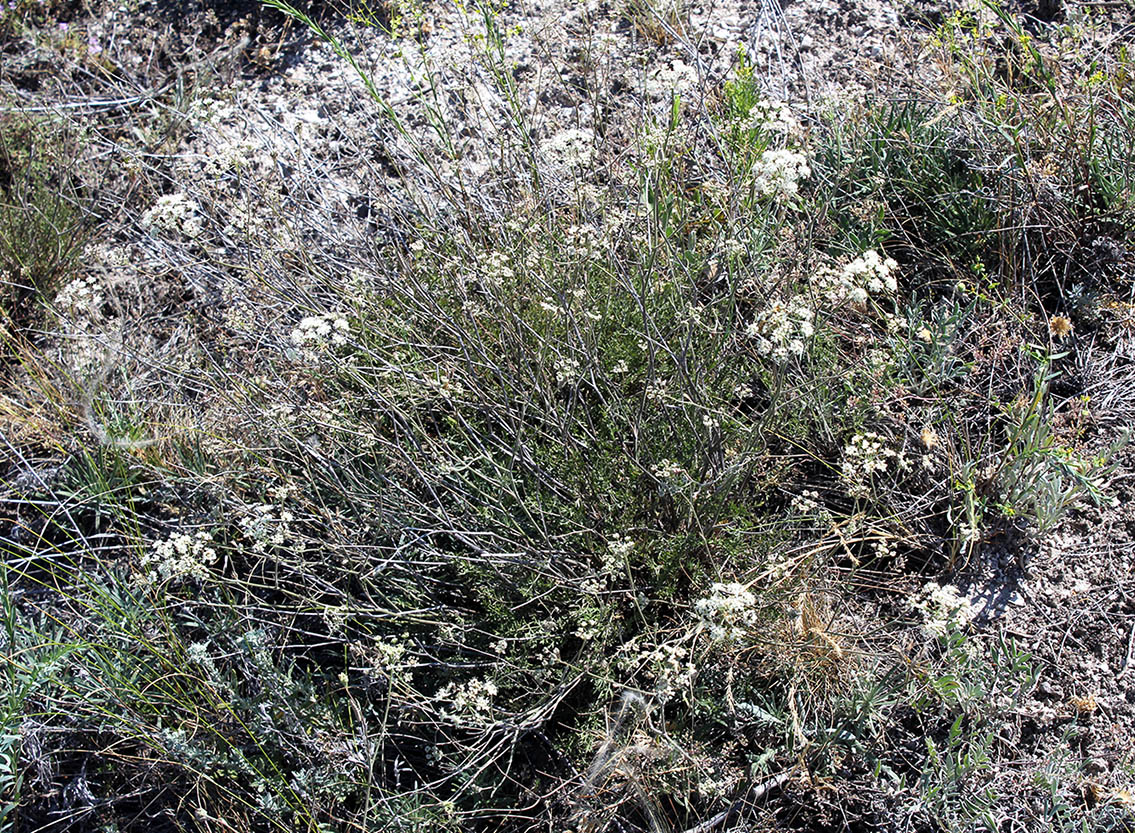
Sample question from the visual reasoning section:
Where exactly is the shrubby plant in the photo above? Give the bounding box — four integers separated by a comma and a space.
2, 0, 1134, 830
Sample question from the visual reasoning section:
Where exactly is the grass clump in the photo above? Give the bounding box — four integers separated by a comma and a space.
0, 116, 89, 344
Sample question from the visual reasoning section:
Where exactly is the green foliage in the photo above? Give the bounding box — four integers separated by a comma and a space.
0, 115, 88, 333
816, 100, 1003, 284
990, 361, 1123, 536
914, 631, 1037, 831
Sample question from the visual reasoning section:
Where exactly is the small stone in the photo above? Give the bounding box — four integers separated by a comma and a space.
1037, 680, 1064, 700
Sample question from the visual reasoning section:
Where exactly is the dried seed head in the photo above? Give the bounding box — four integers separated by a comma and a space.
921, 427, 939, 450
1069, 694, 1097, 715
1049, 315, 1073, 340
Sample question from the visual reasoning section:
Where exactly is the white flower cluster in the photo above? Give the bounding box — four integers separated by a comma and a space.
575, 606, 606, 641
426, 372, 463, 401
52, 275, 107, 372
694, 582, 758, 643
222, 300, 258, 335
572, 183, 606, 214
790, 489, 823, 516
563, 223, 602, 259
205, 135, 261, 176
141, 193, 203, 238
186, 642, 221, 681
54, 275, 104, 316
911, 582, 976, 638
605, 535, 635, 572
752, 149, 810, 202
813, 250, 899, 306
540, 127, 596, 172
365, 637, 410, 684
841, 432, 911, 497
239, 504, 294, 554
872, 539, 896, 560
180, 96, 267, 177
322, 604, 348, 634
375, 637, 408, 668
436, 678, 498, 725
645, 378, 669, 403
650, 459, 685, 480
639, 641, 694, 702
188, 95, 236, 126
696, 771, 738, 799
554, 356, 581, 385
866, 347, 895, 374
746, 299, 815, 363
538, 287, 598, 320
476, 251, 514, 285
884, 313, 908, 334
700, 178, 730, 208
140, 530, 216, 584
431, 372, 465, 401
747, 99, 803, 139
289, 314, 350, 361
646, 58, 699, 100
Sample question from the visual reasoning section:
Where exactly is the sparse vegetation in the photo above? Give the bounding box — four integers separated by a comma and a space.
2, 0, 1134, 831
